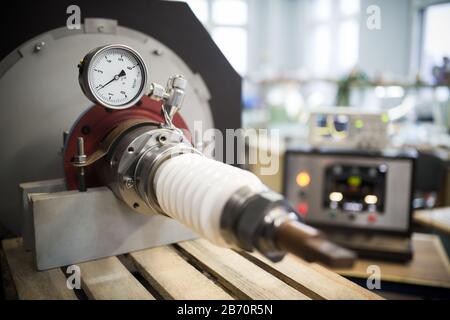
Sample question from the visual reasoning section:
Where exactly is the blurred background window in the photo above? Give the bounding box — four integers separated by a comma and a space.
308, 0, 360, 78
181, 0, 248, 75
420, 2, 450, 84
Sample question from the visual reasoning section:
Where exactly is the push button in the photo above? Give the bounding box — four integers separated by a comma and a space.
368, 214, 377, 223
297, 202, 309, 217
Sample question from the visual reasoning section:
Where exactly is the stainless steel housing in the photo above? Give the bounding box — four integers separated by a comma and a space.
101, 124, 197, 215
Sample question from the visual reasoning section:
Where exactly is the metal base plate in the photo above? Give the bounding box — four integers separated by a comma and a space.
22, 179, 197, 270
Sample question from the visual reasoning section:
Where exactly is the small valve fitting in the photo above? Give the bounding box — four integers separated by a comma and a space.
148, 75, 187, 128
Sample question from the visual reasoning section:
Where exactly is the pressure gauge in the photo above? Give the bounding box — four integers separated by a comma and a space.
79, 44, 148, 109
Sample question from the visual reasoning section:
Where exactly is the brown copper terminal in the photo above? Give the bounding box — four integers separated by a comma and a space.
275, 220, 356, 268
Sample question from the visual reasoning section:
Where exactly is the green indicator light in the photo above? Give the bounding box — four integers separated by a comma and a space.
355, 119, 364, 129
381, 113, 389, 123
348, 176, 362, 187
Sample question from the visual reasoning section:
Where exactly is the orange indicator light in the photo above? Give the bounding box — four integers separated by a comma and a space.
296, 171, 311, 188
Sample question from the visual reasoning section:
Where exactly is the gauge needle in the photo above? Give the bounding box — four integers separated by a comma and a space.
99, 70, 126, 90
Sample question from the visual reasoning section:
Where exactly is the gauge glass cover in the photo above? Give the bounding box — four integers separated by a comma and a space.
87, 46, 147, 109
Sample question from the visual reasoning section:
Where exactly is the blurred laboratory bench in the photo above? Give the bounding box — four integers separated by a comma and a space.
414, 207, 450, 235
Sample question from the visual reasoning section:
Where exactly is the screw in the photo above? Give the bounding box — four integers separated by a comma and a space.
81, 125, 91, 135
152, 49, 164, 56
158, 135, 167, 144
34, 41, 46, 52
124, 177, 134, 189
110, 157, 118, 167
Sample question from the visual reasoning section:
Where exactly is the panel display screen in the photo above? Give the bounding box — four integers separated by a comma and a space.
323, 164, 387, 213
315, 114, 350, 141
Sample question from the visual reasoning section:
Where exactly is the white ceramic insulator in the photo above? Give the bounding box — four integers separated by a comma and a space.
154, 153, 267, 246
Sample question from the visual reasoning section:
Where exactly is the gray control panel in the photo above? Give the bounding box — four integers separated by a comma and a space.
284, 150, 414, 234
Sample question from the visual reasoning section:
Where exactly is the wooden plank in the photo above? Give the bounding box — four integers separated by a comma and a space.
332, 233, 450, 289
77, 256, 154, 300
308, 263, 383, 300
2, 238, 77, 300
177, 239, 310, 300
241, 251, 382, 300
130, 245, 233, 300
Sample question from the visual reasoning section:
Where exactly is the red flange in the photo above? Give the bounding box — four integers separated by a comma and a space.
63, 96, 190, 190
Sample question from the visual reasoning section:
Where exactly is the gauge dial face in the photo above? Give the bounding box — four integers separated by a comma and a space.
86, 46, 147, 109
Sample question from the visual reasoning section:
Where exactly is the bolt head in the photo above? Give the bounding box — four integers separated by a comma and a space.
34, 41, 46, 52
124, 177, 134, 189
152, 49, 164, 56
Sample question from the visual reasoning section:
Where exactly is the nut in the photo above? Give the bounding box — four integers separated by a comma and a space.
169, 75, 187, 90
149, 83, 165, 101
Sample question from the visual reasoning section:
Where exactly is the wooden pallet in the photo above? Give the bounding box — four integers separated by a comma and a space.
1, 237, 382, 300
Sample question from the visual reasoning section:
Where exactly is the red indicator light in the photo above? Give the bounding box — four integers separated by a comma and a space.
297, 202, 309, 217
368, 214, 377, 223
